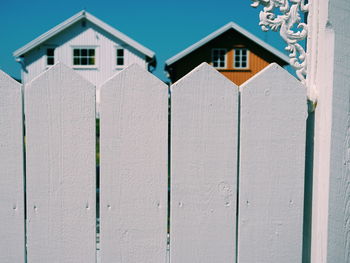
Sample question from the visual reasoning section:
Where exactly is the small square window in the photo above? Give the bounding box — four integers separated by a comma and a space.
47, 57, 54, 65
73, 58, 80, 65
116, 48, 124, 66
47, 49, 54, 56
234, 48, 249, 69
73, 48, 96, 66
117, 49, 124, 57
46, 48, 55, 66
212, 49, 226, 68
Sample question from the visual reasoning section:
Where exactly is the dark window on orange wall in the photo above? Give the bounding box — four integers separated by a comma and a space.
212, 49, 226, 68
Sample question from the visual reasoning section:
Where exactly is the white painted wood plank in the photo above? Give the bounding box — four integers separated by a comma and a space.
100, 64, 168, 263
0, 71, 25, 263
25, 63, 96, 263
238, 63, 307, 263
307, 0, 350, 262
170, 63, 238, 263
325, 2, 350, 259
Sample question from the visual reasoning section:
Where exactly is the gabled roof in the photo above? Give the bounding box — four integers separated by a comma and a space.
165, 22, 290, 66
13, 10, 155, 59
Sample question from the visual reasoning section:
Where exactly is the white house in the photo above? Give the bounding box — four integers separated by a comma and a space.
13, 10, 156, 88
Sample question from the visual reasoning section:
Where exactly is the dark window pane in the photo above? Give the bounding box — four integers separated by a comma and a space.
242, 49, 247, 55
88, 57, 95, 65
235, 62, 240, 68
117, 58, 124, 65
47, 57, 54, 65
242, 56, 247, 61
73, 58, 80, 65
242, 62, 247, 67
235, 49, 240, 55
74, 49, 80, 56
235, 56, 240, 61
212, 49, 226, 67
117, 49, 124, 56
47, 48, 54, 56
81, 57, 88, 65
89, 49, 95, 56
81, 49, 87, 56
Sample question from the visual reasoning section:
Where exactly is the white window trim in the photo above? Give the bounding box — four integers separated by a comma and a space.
212, 48, 227, 69
233, 48, 249, 69
115, 45, 126, 69
71, 46, 99, 69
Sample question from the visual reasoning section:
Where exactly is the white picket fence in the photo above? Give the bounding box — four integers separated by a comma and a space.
0, 62, 307, 263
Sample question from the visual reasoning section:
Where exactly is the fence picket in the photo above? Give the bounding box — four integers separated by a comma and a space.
170, 63, 238, 263
238, 63, 307, 263
100, 64, 168, 263
0, 71, 25, 263
25, 63, 96, 262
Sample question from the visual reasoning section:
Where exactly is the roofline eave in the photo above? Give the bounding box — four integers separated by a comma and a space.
13, 10, 155, 59
165, 21, 290, 67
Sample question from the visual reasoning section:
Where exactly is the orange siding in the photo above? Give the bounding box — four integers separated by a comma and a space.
168, 28, 288, 85
218, 50, 270, 85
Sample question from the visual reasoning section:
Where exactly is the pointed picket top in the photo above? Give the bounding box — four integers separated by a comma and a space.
170, 62, 238, 262
171, 62, 238, 92
0, 69, 25, 262
241, 63, 307, 108
0, 70, 21, 90
25, 61, 96, 262
101, 63, 167, 93
238, 62, 307, 263
26, 62, 95, 93
99, 62, 168, 262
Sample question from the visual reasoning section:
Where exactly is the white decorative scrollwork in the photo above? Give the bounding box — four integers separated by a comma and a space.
251, 0, 309, 83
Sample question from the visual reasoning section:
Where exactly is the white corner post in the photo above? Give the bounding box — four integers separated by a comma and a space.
308, 0, 350, 262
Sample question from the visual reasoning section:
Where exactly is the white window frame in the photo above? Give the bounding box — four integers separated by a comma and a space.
212, 48, 227, 69
71, 46, 99, 69
233, 48, 249, 69
115, 46, 126, 69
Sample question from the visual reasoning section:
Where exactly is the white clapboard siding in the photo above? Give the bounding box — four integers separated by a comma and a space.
100, 64, 168, 263
238, 63, 307, 263
0, 71, 25, 263
170, 63, 238, 263
25, 63, 96, 263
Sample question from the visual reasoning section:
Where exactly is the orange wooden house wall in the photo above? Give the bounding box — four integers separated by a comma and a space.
167, 29, 288, 85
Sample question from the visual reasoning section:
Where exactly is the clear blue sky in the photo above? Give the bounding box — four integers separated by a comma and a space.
0, 0, 288, 81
